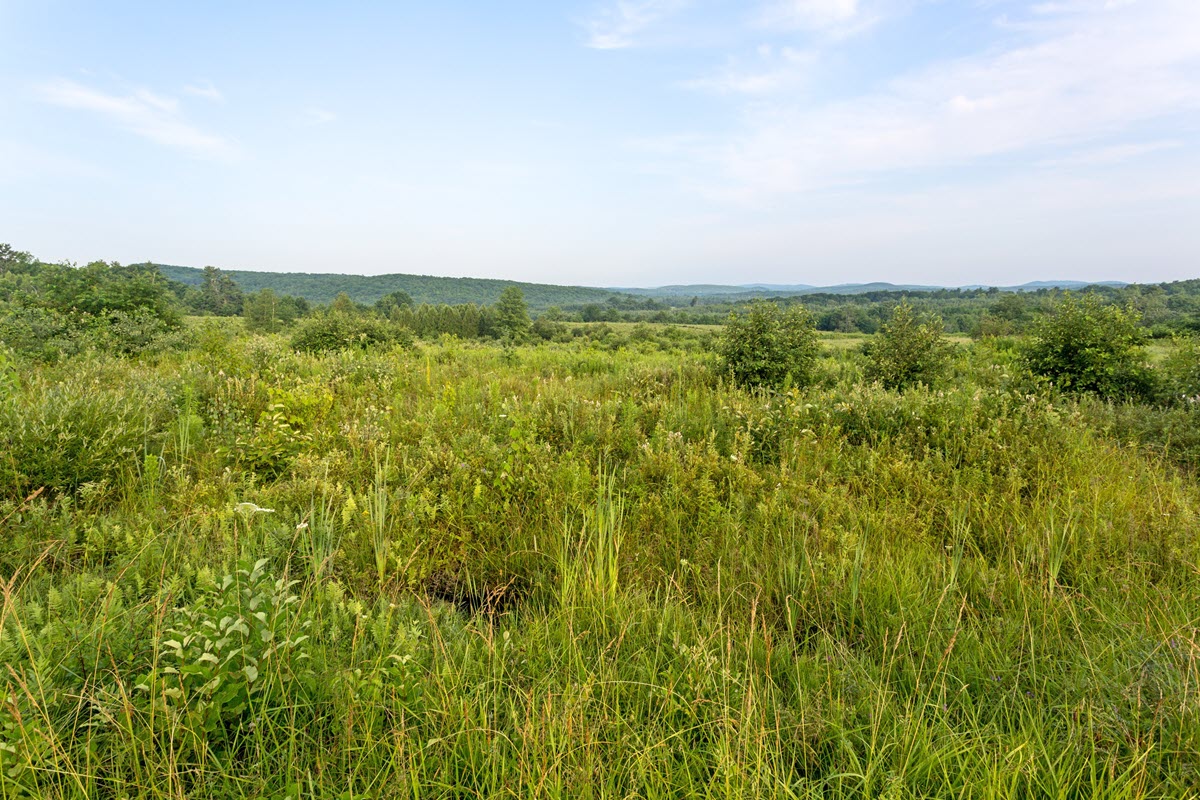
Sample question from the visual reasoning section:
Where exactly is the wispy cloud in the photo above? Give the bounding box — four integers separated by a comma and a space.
37, 79, 237, 159
684, 45, 816, 95
659, 0, 1200, 200
303, 107, 337, 125
184, 80, 224, 103
584, 0, 689, 49
758, 0, 861, 31
1037, 140, 1184, 169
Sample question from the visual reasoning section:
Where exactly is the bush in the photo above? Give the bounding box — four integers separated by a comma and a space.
0, 305, 182, 360
1159, 336, 1200, 405
0, 370, 171, 500
717, 303, 818, 389
1021, 294, 1153, 401
864, 303, 953, 390
289, 313, 412, 353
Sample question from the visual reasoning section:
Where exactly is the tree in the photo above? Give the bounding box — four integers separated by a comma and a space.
495, 286, 532, 342
243, 288, 298, 333
717, 302, 819, 389
194, 266, 244, 316
375, 290, 414, 317
863, 303, 953, 390
1021, 294, 1153, 400
330, 292, 356, 315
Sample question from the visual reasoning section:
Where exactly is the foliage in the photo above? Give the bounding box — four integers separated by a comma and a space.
495, 286, 533, 342
288, 312, 412, 353
1021, 294, 1154, 400
157, 262, 629, 311
138, 558, 311, 742
1159, 335, 1200, 404
186, 266, 244, 316
0, 362, 171, 500
863, 303, 953, 390
242, 288, 301, 333
717, 302, 819, 389
4, 266, 1200, 796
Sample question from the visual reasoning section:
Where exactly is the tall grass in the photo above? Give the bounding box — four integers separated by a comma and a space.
0, 336, 1197, 797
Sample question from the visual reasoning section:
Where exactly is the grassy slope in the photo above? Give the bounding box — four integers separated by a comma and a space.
1, 334, 1198, 798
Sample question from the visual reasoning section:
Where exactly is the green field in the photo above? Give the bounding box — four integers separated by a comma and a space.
2, 323, 1199, 799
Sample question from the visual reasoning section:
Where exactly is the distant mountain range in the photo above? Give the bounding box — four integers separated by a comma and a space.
157, 263, 1128, 308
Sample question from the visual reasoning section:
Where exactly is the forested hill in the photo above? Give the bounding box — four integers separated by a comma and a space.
155, 264, 629, 310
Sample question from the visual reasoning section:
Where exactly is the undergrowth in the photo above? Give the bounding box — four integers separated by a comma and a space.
0, 334, 1198, 798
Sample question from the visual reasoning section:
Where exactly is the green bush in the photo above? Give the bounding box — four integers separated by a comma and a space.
0, 305, 181, 360
1159, 336, 1200, 404
288, 313, 412, 353
1021, 294, 1154, 401
138, 558, 311, 743
717, 302, 818, 389
863, 303, 953, 390
0, 370, 171, 500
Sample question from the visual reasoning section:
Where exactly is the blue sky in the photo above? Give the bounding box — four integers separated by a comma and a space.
2, 0, 1198, 287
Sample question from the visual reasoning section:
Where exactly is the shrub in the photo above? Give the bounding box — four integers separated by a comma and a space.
1021, 294, 1153, 401
864, 303, 953, 390
289, 313, 412, 353
139, 558, 311, 742
717, 303, 818, 389
0, 370, 171, 500
1159, 336, 1200, 405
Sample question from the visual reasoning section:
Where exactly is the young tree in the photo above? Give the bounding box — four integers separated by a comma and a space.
864, 303, 953, 390
194, 266, 244, 316
375, 290, 414, 317
717, 302, 819, 389
1021, 294, 1153, 400
243, 288, 298, 333
330, 292, 357, 315
495, 286, 532, 342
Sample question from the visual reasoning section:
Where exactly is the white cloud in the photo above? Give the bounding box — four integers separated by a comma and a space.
584, 0, 689, 49
303, 107, 337, 125
37, 79, 237, 159
684, 46, 816, 94
663, 0, 1200, 200
184, 80, 225, 103
759, 0, 860, 30
1037, 140, 1183, 169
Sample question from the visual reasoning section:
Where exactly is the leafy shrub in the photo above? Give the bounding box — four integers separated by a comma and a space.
0, 371, 170, 500
1021, 294, 1154, 401
139, 558, 311, 742
289, 313, 412, 353
1159, 336, 1200, 405
0, 305, 181, 360
863, 303, 953, 390
717, 303, 818, 389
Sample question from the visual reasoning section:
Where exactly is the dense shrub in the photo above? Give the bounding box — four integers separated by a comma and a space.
717, 302, 818, 389
0, 305, 183, 360
288, 313, 413, 353
863, 303, 953, 390
1021, 294, 1154, 401
1159, 335, 1200, 404
0, 369, 171, 500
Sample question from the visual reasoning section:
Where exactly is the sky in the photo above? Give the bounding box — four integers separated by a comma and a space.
2, 0, 1199, 288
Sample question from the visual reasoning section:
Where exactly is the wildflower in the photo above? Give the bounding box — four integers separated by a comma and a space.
235, 502, 275, 515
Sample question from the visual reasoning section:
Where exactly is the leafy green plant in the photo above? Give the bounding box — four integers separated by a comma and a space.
288, 313, 411, 353
138, 558, 311, 741
863, 303, 953, 390
717, 302, 819, 389
1021, 294, 1154, 400
1159, 335, 1200, 405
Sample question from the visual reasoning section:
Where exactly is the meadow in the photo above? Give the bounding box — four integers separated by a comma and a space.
1, 318, 1199, 798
